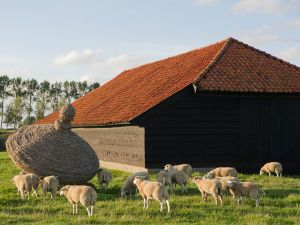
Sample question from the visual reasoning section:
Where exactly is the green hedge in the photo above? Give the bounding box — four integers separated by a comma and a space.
0, 130, 14, 151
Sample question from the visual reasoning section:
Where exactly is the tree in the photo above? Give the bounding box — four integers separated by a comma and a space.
10, 77, 25, 97
77, 81, 88, 98
7, 96, 25, 128
49, 81, 62, 112
70, 81, 79, 100
35, 80, 50, 119
0, 75, 11, 128
88, 82, 100, 92
24, 79, 38, 124
63, 81, 71, 103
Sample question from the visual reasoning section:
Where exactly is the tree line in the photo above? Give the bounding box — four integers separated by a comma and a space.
0, 75, 100, 129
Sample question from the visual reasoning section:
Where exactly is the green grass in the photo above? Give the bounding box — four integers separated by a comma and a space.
1, 152, 300, 225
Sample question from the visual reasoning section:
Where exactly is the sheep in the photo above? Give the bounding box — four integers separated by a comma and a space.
204, 176, 240, 194
227, 181, 265, 207
12, 174, 32, 199
133, 176, 170, 213
171, 170, 189, 193
121, 171, 149, 197
41, 176, 59, 199
206, 167, 237, 178
18, 172, 40, 197
60, 185, 97, 217
260, 162, 283, 177
97, 168, 112, 191
192, 176, 223, 205
164, 163, 193, 177
156, 170, 173, 193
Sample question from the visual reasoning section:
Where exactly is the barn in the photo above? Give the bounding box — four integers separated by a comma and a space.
37, 37, 300, 174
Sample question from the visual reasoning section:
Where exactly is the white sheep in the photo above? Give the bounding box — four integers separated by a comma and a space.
121, 171, 149, 197
192, 177, 223, 205
227, 181, 265, 207
133, 176, 170, 213
164, 164, 193, 177
60, 185, 97, 217
41, 176, 59, 199
97, 168, 112, 191
12, 174, 32, 199
18, 172, 40, 197
204, 176, 240, 194
206, 167, 237, 178
156, 170, 173, 193
260, 162, 282, 177
171, 170, 188, 193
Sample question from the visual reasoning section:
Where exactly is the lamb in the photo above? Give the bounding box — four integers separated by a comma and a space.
133, 176, 170, 213
60, 185, 97, 217
156, 170, 173, 193
227, 181, 265, 207
260, 162, 282, 177
192, 177, 223, 205
164, 163, 193, 177
41, 176, 59, 199
171, 170, 188, 193
206, 167, 237, 178
121, 171, 149, 197
97, 168, 112, 191
12, 174, 32, 199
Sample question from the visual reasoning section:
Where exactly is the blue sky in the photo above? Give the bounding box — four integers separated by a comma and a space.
1, 0, 300, 84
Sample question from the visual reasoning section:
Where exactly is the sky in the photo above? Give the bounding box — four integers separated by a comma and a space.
0, 0, 300, 85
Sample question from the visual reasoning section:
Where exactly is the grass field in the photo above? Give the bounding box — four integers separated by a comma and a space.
1, 152, 300, 225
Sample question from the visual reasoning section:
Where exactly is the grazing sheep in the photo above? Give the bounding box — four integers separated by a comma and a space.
60, 185, 97, 217
204, 176, 240, 194
164, 164, 193, 177
97, 168, 112, 191
12, 174, 32, 199
171, 170, 188, 193
227, 181, 265, 207
121, 171, 149, 197
192, 177, 223, 205
260, 162, 282, 177
41, 176, 59, 199
133, 176, 170, 213
206, 167, 237, 178
156, 170, 173, 193
18, 172, 40, 197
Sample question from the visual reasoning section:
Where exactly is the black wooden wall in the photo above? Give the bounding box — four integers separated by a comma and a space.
133, 85, 300, 173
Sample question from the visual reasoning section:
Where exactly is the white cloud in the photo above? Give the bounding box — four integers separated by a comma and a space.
54, 48, 102, 65
289, 18, 300, 27
231, 0, 288, 15
193, 0, 220, 5
276, 48, 300, 62
92, 54, 150, 78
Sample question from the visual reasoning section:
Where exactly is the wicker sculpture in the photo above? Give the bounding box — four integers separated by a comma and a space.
6, 105, 99, 184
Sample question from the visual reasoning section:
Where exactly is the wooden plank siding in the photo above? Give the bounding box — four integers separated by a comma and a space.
134, 85, 300, 173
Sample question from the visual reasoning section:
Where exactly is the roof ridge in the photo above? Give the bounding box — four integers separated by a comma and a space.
193, 37, 233, 85
230, 37, 299, 70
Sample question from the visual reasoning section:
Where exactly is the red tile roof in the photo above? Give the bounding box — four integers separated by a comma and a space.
36, 37, 300, 126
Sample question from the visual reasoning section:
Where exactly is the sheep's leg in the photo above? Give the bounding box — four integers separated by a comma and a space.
166, 200, 170, 213
268, 172, 271, 177
218, 195, 223, 205
86, 207, 91, 217
75, 203, 78, 214
146, 197, 150, 208
143, 198, 146, 209
99, 183, 103, 191
160, 201, 163, 212
91, 205, 94, 216
72, 204, 75, 215
20, 190, 24, 199
213, 195, 218, 205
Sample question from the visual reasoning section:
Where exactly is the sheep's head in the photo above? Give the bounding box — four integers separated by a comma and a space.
192, 176, 201, 183
133, 176, 143, 185
164, 164, 173, 171
203, 173, 213, 179
259, 169, 265, 175
60, 185, 71, 196
227, 180, 237, 188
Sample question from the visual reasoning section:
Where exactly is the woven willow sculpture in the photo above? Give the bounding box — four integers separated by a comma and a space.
6, 105, 99, 184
